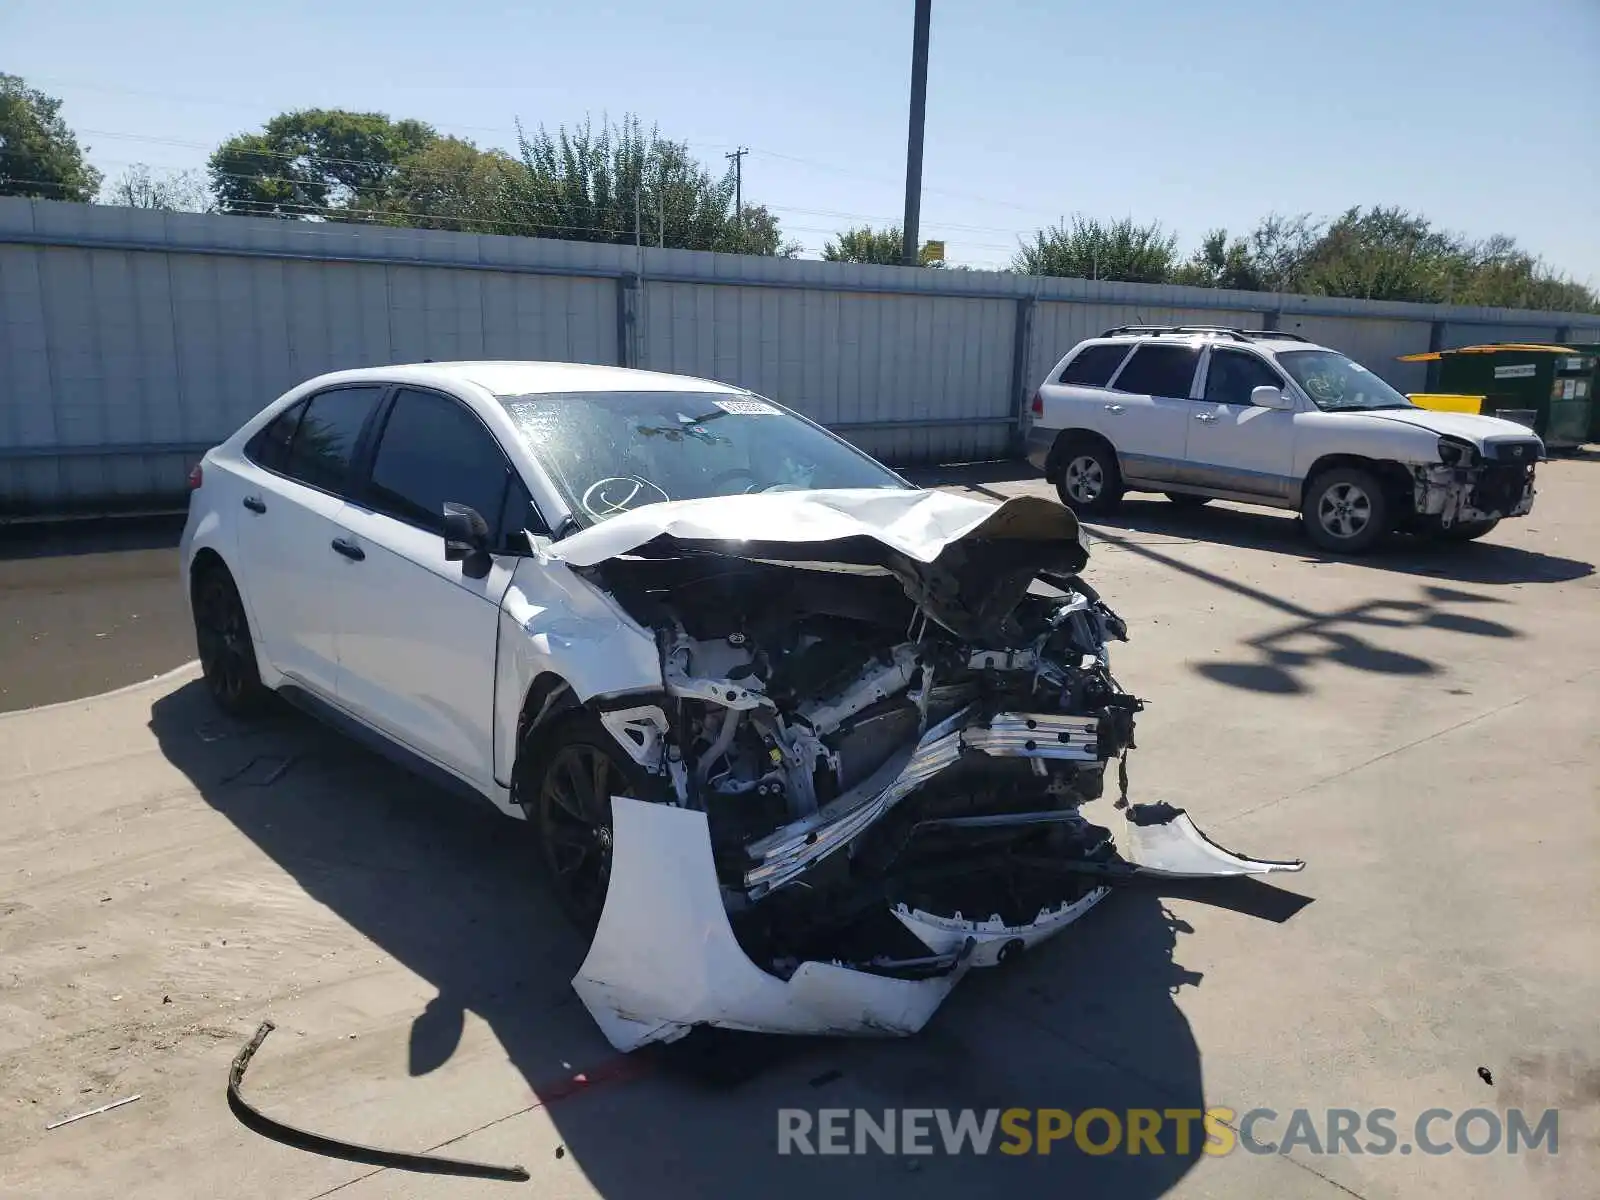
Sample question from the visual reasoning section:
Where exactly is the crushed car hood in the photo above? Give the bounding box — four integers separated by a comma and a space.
1357, 408, 1545, 447
547, 489, 1092, 642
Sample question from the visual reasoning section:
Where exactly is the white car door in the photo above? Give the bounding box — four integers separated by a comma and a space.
1099, 342, 1203, 483
1184, 348, 1299, 498
231, 384, 387, 698
329, 386, 529, 792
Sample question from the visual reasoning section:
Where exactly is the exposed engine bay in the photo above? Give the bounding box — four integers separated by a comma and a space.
539, 491, 1304, 1050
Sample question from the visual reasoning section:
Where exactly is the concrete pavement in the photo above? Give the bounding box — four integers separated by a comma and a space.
1, 462, 1596, 1199
0, 518, 188, 713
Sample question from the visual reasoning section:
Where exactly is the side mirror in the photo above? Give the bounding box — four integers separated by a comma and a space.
1252, 385, 1295, 411
442, 502, 492, 577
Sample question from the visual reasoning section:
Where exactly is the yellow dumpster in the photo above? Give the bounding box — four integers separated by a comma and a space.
1407, 393, 1485, 415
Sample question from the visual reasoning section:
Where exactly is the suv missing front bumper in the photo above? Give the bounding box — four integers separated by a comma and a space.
1412, 461, 1537, 525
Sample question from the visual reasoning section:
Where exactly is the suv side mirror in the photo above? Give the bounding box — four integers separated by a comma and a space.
442, 502, 492, 577
1252, 385, 1295, 411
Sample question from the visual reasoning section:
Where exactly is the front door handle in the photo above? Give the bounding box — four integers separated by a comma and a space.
242, 495, 266, 513
1194, 412, 1219, 423
1104, 403, 1125, 414
330, 538, 365, 562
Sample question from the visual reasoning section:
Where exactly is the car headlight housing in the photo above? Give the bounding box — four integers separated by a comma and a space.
1437, 436, 1480, 468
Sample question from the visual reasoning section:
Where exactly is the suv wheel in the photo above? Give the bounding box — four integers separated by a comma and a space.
1054, 440, 1123, 515
1302, 466, 1390, 554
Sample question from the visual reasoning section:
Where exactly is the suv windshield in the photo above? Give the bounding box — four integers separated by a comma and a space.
498, 390, 908, 526
1277, 350, 1415, 412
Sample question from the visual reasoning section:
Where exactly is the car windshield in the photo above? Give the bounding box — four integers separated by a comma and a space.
1277, 350, 1415, 412
497, 389, 909, 526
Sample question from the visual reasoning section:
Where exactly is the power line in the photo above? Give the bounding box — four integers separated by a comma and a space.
40, 79, 751, 158
78, 128, 1037, 250
17, 159, 988, 254
70, 110, 1062, 223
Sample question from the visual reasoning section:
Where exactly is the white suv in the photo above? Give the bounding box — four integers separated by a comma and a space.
1025, 326, 1543, 552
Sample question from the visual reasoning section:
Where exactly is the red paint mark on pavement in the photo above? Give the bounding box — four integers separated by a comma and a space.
527, 1054, 654, 1111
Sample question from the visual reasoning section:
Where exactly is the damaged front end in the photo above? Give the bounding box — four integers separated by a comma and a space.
1411, 435, 1541, 527
548, 491, 1301, 1051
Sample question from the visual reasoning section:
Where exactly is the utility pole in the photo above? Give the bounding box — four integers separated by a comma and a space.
725, 147, 748, 249
659, 191, 665, 248
634, 186, 641, 248
901, 0, 932, 267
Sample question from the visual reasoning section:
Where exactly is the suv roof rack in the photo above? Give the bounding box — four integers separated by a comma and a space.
1098, 325, 1310, 343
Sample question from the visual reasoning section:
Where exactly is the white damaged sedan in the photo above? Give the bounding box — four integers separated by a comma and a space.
181, 361, 1302, 1052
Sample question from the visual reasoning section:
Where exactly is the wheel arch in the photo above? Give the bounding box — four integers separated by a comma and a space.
1046, 427, 1120, 479
1300, 453, 1414, 512
187, 546, 231, 593
510, 671, 582, 811
186, 546, 237, 627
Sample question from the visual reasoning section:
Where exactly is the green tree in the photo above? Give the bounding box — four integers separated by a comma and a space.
821, 224, 944, 266
735, 204, 803, 258
366, 137, 520, 232
208, 109, 437, 218
1161, 209, 1596, 311
1012, 215, 1179, 283
823, 225, 904, 264
1172, 229, 1263, 290
1298, 206, 1457, 301
501, 115, 798, 254
100, 164, 213, 212
0, 74, 102, 201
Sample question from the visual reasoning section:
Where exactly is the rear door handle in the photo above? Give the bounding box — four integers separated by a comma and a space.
1194, 413, 1219, 423
1104, 403, 1125, 414
330, 538, 365, 562
242, 496, 266, 513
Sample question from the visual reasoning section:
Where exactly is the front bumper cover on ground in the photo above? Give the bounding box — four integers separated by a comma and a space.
572, 798, 978, 1052
573, 797, 1304, 1052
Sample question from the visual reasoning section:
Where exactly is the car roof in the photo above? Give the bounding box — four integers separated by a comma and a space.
1087, 332, 1327, 355
295, 360, 745, 398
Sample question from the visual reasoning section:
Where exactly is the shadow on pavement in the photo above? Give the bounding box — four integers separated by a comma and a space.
1092, 528, 1522, 695
1089, 499, 1593, 585
146, 677, 1310, 1197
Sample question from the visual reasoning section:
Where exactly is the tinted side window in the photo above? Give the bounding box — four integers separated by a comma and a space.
1205, 350, 1285, 405
1110, 344, 1202, 398
245, 401, 306, 472
367, 388, 512, 537
283, 386, 385, 493
1058, 344, 1130, 387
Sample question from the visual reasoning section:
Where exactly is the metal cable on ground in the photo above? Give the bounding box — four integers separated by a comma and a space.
227, 1021, 530, 1183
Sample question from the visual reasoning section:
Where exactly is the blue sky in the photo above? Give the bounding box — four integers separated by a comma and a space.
7, 0, 1598, 283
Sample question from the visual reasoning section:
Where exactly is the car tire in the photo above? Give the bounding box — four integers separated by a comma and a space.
1164, 492, 1211, 508
523, 714, 659, 935
1054, 438, 1124, 515
1301, 466, 1390, 554
1431, 517, 1500, 542
191, 563, 272, 717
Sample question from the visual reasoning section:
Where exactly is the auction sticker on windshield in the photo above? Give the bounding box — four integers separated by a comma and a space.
714, 397, 780, 415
